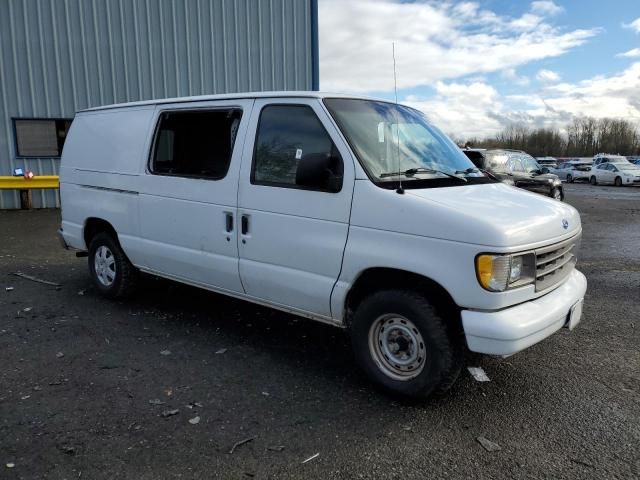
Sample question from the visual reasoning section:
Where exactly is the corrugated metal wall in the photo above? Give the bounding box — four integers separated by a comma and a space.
0, 0, 317, 209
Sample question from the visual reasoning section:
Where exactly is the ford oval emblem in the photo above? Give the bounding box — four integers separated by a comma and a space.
562, 219, 569, 230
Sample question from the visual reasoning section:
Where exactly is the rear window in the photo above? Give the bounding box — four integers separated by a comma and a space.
483, 152, 510, 172
151, 109, 242, 179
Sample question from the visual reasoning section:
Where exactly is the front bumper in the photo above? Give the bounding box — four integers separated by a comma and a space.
462, 269, 587, 356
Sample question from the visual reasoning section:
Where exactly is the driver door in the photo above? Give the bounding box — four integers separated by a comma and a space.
236, 98, 355, 319
601, 164, 614, 184
508, 157, 530, 188
609, 165, 620, 184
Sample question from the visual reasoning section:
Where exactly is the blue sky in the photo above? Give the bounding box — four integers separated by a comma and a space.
319, 0, 640, 137
475, 0, 638, 88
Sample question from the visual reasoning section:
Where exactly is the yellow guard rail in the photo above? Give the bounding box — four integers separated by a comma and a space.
0, 175, 60, 190
0, 175, 60, 208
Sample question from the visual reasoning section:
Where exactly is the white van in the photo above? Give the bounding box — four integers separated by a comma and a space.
59, 92, 587, 398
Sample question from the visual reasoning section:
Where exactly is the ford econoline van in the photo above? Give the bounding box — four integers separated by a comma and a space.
58, 92, 587, 398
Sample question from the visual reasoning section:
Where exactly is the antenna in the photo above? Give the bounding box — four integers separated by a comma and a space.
393, 42, 404, 194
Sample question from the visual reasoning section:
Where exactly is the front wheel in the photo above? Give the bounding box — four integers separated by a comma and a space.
566, 174, 573, 183
350, 290, 462, 398
551, 188, 562, 201
88, 232, 138, 299
614, 176, 622, 187
590, 176, 597, 185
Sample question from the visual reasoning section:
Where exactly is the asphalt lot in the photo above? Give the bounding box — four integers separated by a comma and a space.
1, 183, 639, 479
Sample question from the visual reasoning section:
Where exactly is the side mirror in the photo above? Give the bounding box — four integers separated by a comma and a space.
296, 152, 343, 192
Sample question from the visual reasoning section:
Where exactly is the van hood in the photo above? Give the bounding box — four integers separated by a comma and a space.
350, 181, 581, 249
405, 183, 580, 247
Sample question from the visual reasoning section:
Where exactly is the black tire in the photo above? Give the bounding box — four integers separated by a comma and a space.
566, 174, 573, 183
88, 232, 138, 299
350, 290, 463, 399
551, 187, 563, 201
590, 176, 597, 185
614, 176, 622, 187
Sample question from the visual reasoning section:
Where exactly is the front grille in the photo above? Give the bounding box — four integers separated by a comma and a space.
535, 234, 579, 291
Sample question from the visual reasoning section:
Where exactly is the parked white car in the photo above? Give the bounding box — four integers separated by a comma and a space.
551, 161, 592, 183
589, 162, 640, 186
592, 153, 629, 167
58, 92, 587, 398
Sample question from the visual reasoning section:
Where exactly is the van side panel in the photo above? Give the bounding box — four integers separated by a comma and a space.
59, 107, 156, 261
134, 100, 254, 293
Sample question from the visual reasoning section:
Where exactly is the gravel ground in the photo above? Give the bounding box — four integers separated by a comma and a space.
0, 183, 639, 479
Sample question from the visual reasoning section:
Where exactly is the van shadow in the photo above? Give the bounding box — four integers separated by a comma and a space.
124, 275, 466, 408
110, 275, 550, 421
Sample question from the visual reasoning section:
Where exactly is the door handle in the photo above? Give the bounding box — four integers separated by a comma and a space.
225, 212, 234, 233
241, 215, 249, 235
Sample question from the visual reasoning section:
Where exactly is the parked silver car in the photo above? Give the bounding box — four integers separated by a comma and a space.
551, 161, 592, 183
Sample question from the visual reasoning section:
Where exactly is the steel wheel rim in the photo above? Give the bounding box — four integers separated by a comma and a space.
94, 245, 116, 287
368, 314, 426, 381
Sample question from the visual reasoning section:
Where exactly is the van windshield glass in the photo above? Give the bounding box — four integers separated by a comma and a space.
324, 98, 488, 187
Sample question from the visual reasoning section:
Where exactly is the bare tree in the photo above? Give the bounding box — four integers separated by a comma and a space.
464, 117, 640, 157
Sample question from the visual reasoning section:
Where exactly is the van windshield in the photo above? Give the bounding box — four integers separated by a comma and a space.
324, 98, 492, 188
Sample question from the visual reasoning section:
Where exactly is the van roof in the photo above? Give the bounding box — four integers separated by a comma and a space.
79, 91, 377, 113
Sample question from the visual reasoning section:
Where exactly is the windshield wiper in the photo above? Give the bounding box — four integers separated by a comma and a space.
380, 167, 467, 182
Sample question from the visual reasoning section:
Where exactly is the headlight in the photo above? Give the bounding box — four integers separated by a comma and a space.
476, 253, 536, 292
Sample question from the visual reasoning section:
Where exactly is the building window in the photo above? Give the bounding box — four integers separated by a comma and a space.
252, 105, 340, 190
14, 119, 72, 157
150, 109, 242, 180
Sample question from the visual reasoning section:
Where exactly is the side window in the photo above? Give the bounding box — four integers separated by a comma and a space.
252, 105, 343, 192
508, 158, 524, 172
151, 109, 242, 179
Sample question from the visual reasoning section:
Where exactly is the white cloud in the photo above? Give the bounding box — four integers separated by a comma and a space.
502, 68, 530, 86
531, 1, 564, 16
509, 13, 543, 31
405, 82, 505, 138
536, 69, 561, 83
319, 0, 599, 92
623, 17, 640, 33
406, 63, 640, 138
617, 48, 640, 58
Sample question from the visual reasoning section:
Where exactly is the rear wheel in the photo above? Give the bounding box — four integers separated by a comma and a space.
614, 176, 622, 187
551, 188, 562, 201
566, 174, 573, 183
351, 290, 463, 398
88, 232, 138, 298
590, 176, 597, 185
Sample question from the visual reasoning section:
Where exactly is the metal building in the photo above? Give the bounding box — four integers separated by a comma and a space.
0, 0, 319, 209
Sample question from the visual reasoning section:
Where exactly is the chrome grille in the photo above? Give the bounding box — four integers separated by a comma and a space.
535, 234, 579, 291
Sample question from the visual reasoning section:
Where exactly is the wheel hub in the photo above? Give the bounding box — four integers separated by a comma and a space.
94, 245, 116, 287
368, 314, 426, 381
